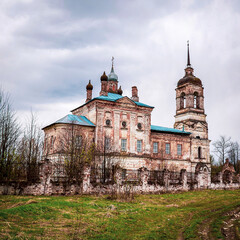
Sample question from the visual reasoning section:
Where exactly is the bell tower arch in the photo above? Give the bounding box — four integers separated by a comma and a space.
174, 42, 210, 171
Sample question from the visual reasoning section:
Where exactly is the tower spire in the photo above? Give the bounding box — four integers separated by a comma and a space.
187, 40, 191, 67
111, 56, 114, 71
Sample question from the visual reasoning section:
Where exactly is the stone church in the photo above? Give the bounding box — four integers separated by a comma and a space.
43, 44, 210, 180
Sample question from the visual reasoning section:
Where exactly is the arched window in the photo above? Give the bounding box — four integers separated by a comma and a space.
198, 147, 201, 159
180, 93, 186, 109
194, 92, 199, 109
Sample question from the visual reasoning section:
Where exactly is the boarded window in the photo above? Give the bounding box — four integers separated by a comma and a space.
76, 135, 82, 148
105, 137, 110, 150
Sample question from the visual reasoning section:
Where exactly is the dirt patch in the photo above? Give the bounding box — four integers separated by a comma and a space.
221, 207, 240, 240
198, 218, 211, 240
8, 199, 38, 209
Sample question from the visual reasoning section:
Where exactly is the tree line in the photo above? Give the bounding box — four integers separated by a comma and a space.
0, 88, 102, 184
1, 88, 239, 184
212, 136, 240, 173
0, 88, 43, 183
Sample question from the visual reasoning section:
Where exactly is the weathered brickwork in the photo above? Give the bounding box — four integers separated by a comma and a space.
39, 47, 215, 192
11, 46, 235, 196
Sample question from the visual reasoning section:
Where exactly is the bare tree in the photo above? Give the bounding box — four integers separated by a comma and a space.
60, 124, 95, 184
213, 136, 231, 165
0, 88, 20, 182
228, 141, 240, 173
235, 142, 240, 173
17, 112, 43, 182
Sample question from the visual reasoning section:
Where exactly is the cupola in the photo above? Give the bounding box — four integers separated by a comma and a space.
108, 66, 118, 81
101, 71, 108, 81
177, 41, 202, 87
86, 80, 93, 102
86, 80, 93, 90
108, 57, 118, 82
117, 86, 123, 95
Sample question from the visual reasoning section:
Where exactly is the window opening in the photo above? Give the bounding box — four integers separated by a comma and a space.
165, 143, 170, 154
198, 147, 201, 159
121, 139, 127, 151
177, 144, 182, 156
153, 142, 158, 153
137, 140, 142, 152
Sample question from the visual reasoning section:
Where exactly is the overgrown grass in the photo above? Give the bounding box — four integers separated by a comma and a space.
0, 190, 239, 239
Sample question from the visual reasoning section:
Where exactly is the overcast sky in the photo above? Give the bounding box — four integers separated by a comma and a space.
0, 0, 240, 151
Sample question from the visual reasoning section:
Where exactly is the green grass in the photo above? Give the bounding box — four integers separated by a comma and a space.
0, 190, 239, 239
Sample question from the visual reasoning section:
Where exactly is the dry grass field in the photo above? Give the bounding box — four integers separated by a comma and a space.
0, 190, 240, 239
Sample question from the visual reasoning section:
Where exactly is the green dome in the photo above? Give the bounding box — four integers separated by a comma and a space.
108, 66, 118, 81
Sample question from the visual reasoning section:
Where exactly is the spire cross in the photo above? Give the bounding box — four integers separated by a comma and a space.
187, 40, 191, 67
111, 56, 114, 68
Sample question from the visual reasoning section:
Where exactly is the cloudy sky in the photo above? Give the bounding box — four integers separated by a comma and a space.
0, 0, 240, 151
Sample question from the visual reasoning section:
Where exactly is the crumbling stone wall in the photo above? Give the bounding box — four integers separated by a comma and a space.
1, 162, 239, 195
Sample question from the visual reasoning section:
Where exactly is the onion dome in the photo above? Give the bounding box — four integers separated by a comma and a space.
100, 71, 108, 81
108, 66, 118, 81
177, 72, 202, 87
177, 41, 202, 87
86, 80, 93, 90
117, 86, 123, 95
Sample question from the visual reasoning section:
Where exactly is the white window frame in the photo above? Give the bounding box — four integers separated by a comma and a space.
177, 144, 182, 156
153, 142, 158, 153
121, 139, 127, 151
165, 143, 170, 154
137, 140, 142, 153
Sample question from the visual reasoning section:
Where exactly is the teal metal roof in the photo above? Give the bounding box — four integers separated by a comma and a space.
95, 93, 123, 102
43, 115, 95, 129
151, 125, 191, 135
94, 93, 154, 108
71, 93, 154, 112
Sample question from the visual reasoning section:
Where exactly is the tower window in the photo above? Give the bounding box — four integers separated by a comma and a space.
180, 93, 186, 109
194, 92, 199, 108
165, 143, 170, 154
51, 136, 54, 148
198, 147, 202, 159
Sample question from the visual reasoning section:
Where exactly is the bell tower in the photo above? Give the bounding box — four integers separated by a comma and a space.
174, 42, 210, 168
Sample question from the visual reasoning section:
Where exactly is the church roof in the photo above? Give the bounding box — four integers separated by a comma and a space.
96, 93, 154, 108
42, 114, 95, 129
72, 93, 154, 112
151, 125, 191, 135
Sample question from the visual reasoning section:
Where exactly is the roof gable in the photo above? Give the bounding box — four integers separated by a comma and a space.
43, 115, 95, 129
71, 93, 154, 112
115, 96, 137, 106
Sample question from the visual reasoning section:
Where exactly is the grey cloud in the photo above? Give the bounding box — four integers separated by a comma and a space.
0, 0, 240, 149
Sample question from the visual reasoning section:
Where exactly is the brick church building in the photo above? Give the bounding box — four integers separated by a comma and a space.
43, 44, 210, 182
